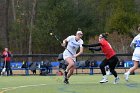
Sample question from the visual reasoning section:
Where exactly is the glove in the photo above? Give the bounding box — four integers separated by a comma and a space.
89, 47, 94, 53
82, 44, 89, 47
89, 47, 93, 50
90, 50, 94, 53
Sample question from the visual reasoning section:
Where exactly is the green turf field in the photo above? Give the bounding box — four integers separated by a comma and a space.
0, 74, 140, 93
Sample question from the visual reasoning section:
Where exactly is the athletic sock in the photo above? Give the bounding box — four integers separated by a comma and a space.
126, 71, 130, 75
65, 69, 68, 72
64, 70, 68, 79
103, 75, 107, 79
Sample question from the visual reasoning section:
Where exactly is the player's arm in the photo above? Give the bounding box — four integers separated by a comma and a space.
61, 38, 67, 47
74, 46, 83, 58
82, 43, 101, 47
1, 52, 7, 58
130, 37, 137, 49
1, 54, 6, 58
74, 41, 84, 57
61, 36, 73, 47
130, 43, 136, 49
89, 47, 101, 51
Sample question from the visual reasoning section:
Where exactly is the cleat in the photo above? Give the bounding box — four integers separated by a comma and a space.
114, 77, 120, 84
64, 78, 69, 84
100, 78, 108, 83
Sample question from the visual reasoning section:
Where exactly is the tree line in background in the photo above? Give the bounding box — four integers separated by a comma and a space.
0, 0, 140, 54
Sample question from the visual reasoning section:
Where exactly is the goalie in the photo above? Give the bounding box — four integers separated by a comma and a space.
82, 33, 119, 84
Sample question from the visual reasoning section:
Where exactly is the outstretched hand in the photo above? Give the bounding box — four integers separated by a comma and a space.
82, 44, 89, 47
89, 47, 94, 53
89, 47, 93, 50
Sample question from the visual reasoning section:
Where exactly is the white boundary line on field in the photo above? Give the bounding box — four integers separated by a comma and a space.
0, 81, 97, 93
0, 84, 47, 93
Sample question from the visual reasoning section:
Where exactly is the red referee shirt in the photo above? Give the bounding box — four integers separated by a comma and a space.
99, 38, 116, 59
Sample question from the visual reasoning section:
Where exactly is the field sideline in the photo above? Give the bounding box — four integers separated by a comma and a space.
0, 74, 140, 93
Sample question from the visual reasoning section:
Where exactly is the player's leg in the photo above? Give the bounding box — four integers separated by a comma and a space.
67, 66, 74, 79
108, 56, 119, 84
6, 61, 10, 76
65, 58, 75, 72
64, 57, 74, 84
8, 61, 12, 75
124, 60, 139, 81
1, 61, 5, 75
64, 66, 74, 84
99, 58, 108, 83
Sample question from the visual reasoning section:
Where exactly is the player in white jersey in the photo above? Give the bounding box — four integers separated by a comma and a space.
61, 30, 84, 84
124, 26, 140, 81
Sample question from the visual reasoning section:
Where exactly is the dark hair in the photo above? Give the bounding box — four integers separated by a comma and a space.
101, 33, 109, 39
138, 26, 140, 32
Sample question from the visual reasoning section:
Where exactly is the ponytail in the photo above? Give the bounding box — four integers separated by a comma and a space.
101, 32, 109, 39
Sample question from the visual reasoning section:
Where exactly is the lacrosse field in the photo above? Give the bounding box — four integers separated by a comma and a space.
0, 74, 140, 93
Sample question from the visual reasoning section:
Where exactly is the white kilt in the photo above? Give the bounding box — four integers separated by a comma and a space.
63, 50, 76, 62
132, 48, 140, 61
132, 53, 140, 61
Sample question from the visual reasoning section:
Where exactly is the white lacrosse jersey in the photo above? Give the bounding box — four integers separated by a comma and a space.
63, 35, 83, 61
131, 34, 140, 61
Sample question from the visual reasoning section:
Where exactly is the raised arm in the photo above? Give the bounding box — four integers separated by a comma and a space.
61, 38, 68, 47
